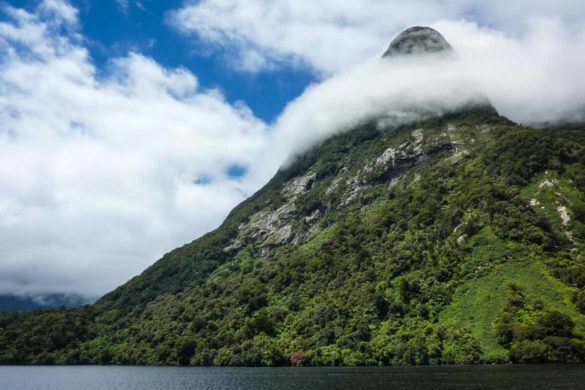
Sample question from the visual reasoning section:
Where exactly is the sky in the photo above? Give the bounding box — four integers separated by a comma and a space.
1, 0, 585, 303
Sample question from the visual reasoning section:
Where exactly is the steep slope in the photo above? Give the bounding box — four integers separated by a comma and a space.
2, 26, 585, 366
2, 105, 585, 366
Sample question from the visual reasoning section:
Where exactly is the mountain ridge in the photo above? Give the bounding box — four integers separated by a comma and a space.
2, 104, 584, 366
1, 27, 585, 366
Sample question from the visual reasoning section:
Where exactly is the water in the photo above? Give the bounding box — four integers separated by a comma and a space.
1, 365, 584, 390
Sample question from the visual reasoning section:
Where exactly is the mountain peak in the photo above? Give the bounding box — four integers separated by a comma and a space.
383, 26, 453, 57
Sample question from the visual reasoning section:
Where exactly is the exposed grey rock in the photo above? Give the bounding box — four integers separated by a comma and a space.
325, 176, 343, 196
447, 149, 470, 164
411, 129, 424, 154
375, 147, 397, 167
245, 203, 296, 243
389, 176, 401, 189
225, 202, 297, 251
383, 26, 452, 58
281, 171, 316, 199
325, 167, 347, 197
223, 236, 244, 252
368, 129, 424, 174
341, 175, 369, 207
225, 168, 328, 251
271, 224, 293, 244
558, 205, 571, 225
539, 179, 556, 189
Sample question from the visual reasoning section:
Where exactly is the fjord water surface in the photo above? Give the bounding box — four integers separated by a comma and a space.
1, 365, 585, 390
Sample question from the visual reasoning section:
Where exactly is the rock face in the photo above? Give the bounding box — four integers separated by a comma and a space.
383, 26, 453, 57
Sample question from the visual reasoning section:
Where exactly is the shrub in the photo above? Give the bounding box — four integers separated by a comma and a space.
290, 350, 306, 367
511, 340, 548, 363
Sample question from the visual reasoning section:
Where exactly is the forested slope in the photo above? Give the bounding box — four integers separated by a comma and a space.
2, 106, 585, 366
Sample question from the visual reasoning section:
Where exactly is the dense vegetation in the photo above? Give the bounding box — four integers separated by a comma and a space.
2, 106, 585, 366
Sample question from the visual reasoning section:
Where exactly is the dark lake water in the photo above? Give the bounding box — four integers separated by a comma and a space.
1, 365, 584, 390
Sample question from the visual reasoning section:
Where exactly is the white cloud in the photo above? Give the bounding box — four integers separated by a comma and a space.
170, 0, 585, 75
0, 1, 268, 299
115, 0, 129, 14
38, 0, 79, 26
435, 19, 585, 124
247, 18, 585, 181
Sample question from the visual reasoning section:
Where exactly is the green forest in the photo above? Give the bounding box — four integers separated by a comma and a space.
2, 106, 585, 366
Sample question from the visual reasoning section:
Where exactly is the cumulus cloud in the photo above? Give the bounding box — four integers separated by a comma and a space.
39, 0, 79, 26
0, 1, 267, 299
170, 0, 585, 75
436, 20, 585, 124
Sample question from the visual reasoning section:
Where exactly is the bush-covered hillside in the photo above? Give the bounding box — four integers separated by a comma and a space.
2, 106, 585, 366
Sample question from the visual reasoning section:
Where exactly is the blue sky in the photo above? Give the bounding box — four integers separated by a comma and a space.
1, 0, 584, 302
11, 0, 315, 123
9, 0, 584, 125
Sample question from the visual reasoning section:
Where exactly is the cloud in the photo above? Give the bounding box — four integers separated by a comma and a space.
258, 53, 483, 173
115, 0, 148, 14
115, 0, 129, 14
170, 0, 585, 75
436, 19, 585, 124
0, 1, 268, 299
38, 0, 79, 26
248, 18, 585, 179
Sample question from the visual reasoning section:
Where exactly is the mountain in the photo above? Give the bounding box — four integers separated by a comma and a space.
1, 28, 585, 366
382, 26, 453, 57
0, 294, 90, 312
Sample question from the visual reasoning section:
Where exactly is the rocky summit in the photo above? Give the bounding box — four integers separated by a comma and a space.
383, 26, 453, 57
1, 29, 585, 367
